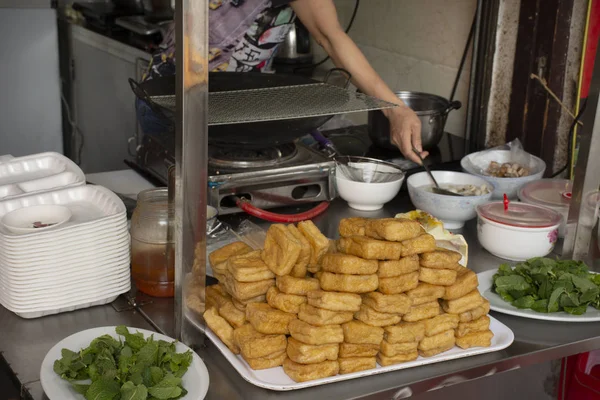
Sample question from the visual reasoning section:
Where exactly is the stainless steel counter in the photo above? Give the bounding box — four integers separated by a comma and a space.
2, 197, 599, 399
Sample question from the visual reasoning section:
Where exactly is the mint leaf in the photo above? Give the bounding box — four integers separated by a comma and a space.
564, 305, 588, 315
148, 374, 182, 399
512, 295, 535, 309
71, 383, 90, 395
137, 342, 159, 367
548, 287, 565, 313
120, 381, 148, 400
150, 367, 164, 386
85, 377, 120, 400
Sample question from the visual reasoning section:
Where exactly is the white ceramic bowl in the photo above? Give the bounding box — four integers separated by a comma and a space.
461, 149, 546, 200
407, 171, 494, 229
335, 165, 405, 211
1, 205, 72, 234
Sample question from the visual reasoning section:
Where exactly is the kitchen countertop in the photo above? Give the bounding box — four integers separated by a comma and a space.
2, 181, 599, 399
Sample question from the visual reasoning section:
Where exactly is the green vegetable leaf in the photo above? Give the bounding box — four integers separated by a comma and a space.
71, 383, 91, 395
120, 381, 148, 400
495, 275, 531, 292
116, 326, 147, 351
148, 374, 183, 399
137, 342, 159, 367
150, 367, 164, 386
564, 305, 588, 315
85, 377, 120, 400
548, 287, 565, 313
532, 299, 549, 313
512, 295, 535, 309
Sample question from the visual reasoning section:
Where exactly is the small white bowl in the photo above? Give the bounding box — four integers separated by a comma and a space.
1, 205, 72, 234
407, 171, 494, 229
335, 165, 405, 211
461, 149, 546, 200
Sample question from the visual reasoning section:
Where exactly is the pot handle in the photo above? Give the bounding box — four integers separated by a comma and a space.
324, 68, 352, 89
443, 100, 462, 115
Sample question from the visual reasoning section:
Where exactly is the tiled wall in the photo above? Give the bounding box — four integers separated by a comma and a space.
315, 0, 477, 137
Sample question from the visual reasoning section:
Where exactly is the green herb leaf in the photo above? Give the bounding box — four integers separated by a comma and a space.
148, 374, 183, 399
564, 305, 588, 315
85, 377, 120, 400
512, 295, 535, 309
71, 383, 91, 395
120, 381, 148, 400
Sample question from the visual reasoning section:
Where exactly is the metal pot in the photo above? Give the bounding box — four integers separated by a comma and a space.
368, 91, 461, 150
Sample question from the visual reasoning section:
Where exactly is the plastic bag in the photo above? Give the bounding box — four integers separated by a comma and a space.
464, 139, 536, 176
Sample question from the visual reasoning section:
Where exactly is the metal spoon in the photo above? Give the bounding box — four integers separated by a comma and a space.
412, 148, 463, 197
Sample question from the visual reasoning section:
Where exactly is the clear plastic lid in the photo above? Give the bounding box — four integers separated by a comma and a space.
477, 201, 562, 228
518, 179, 572, 211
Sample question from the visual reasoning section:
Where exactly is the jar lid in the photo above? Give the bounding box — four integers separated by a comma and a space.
477, 201, 562, 228
518, 179, 572, 210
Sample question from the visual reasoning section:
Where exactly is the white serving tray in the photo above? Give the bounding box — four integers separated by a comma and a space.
204, 315, 514, 391
15, 295, 120, 319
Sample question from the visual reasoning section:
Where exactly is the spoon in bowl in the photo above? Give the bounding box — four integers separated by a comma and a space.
412, 148, 463, 197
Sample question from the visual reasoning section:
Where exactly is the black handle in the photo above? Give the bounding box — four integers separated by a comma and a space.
323, 68, 352, 89
443, 100, 462, 115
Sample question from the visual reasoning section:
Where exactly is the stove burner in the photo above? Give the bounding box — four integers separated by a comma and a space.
209, 143, 298, 169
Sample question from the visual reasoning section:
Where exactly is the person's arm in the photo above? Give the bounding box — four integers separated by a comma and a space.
290, 0, 427, 163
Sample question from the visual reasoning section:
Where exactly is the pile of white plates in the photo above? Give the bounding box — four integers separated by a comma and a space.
0, 184, 130, 319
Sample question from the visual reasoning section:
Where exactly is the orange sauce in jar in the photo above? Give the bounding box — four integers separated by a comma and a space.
131, 239, 174, 297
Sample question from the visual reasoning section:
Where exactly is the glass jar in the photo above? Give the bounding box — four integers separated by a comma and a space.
130, 188, 174, 297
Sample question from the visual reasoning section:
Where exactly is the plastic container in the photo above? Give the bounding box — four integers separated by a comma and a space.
518, 179, 572, 237
130, 188, 174, 297
476, 201, 561, 261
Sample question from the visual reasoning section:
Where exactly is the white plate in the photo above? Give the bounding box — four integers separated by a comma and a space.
201, 314, 513, 391
40, 326, 209, 400
477, 269, 600, 322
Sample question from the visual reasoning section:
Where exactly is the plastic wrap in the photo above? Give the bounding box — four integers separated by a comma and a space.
464, 139, 535, 176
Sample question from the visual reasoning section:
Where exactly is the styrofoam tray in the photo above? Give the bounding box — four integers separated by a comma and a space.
0, 152, 85, 201
203, 315, 514, 391
16, 295, 119, 319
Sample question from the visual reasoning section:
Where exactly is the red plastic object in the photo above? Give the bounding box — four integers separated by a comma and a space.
235, 198, 330, 223
503, 194, 509, 212
558, 351, 600, 399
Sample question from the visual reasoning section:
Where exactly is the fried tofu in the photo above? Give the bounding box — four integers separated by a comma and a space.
209, 241, 253, 270
339, 343, 381, 358
245, 303, 296, 335
402, 301, 441, 322
261, 224, 302, 276
341, 320, 384, 345
283, 359, 339, 382
378, 255, 420, 278
289, 319, 344, 345
321, 253, 379, 275
338, 357, 376, 374
219, 301, 246, 328
458, 299, 490, 323
423, 314, 459, 337
266, 286, 307, 314
319, 272, 379, 294
442, 266, 479, 300
233, 324, 287, 359
455, 330, 493, 349
287, 224, 311, 278
419, 248, 462, 269
400, 234, 436, 257
276, 275, 320, 295
406, 283, 445, 306
354, 304, 402, 327
379, 340, 419, 357
224, 273, 275, 301
232, 294, 266, 311
306, 290, 362, 312
377, 351, 418, 366
298, 220, 330, 267
384, 321, 425, 344
227, 250, 275, 282
244, 349, 287, 370
327, 239, 338, 254
361, 292, 411, 314
338, 236, 403, 260
456, 315, 491, 338
204, 307, 239, 354
441, 290, 484, 314
206, 284, 232, 310
378, 272, 419, 294
418, 329, 455, 357
339, 217, 367, 237
364, 218, 424, 242
286, 337, 339, 364
419, 267, 457, 286
298, 303, 354, 326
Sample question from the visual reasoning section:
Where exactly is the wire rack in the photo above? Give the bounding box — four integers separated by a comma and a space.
148, 83, 397, 125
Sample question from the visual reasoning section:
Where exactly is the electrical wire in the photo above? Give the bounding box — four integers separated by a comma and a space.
551, 99, 587, 178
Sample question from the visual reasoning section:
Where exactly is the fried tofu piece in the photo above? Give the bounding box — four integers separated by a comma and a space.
266, 286, 306, 314
378, 255, 420, 278
283, 359, 339, 383
400, 234, 436, 257
458, 299, 490, 323
227, 250, 276, 282
339, 343, 380, 358
379, 340, 419, 357
361, 292, 411, 314
419, 267, 457, 286
289, 319, 344, 345
338, 236, 403, 260
407, 283, 446, 306
377, 351, 418, 366
456, 315, 491, 338
354, 304, 402, 327
276, 275, 320, 295
287, 224, 311, 278
224, 273, 275, 301
424, 314, 459, 337
298, 220, 330, 267
306, 290, 362, 312
419, 248, 462, 269
206, 284, 232, 310
403, 301, 441, 322
245, 303, 296, 335
339, 217, 367, 237
286, 337, 339, 364
378, 272, 419, 294
327, 239, 338, 254
418, 329, 455, 357
342, 320, 384, 345
321, 253, 379, 275
384, 321, 425, 344
209, 241, 253, 271
233, 324, 287, 359
441, 290, 484, 314
443, 267, 479, 300
338, 357, 376, 374
365, 218, 424, 242
455, 330, 493, 349
204, 307, 239, 354
261, 224, 302, 276
319, 272, 379, 294
244, 349, 287, 370
232, 294, 266, 311
298, 303, 354, 326
219, 301, 247, 328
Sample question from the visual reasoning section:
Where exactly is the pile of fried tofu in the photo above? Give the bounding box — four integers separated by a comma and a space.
199, 217, 493, 383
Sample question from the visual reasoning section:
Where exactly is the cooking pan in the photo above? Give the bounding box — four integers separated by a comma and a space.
129, 70, 351, 147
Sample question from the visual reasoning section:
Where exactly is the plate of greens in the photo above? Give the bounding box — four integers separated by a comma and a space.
478, 258, 600, 322
40, 326, 209, 400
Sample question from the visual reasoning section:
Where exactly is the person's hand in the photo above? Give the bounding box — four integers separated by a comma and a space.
386, 106, 428, 164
